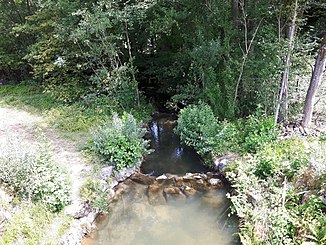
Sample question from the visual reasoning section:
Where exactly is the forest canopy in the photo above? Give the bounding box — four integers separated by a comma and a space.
0, 0, 325, 122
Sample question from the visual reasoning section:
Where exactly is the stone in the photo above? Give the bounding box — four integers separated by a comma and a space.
147, 184, 166, 205
161, 177, 175, 186
193, 175, 202, 180
156, 174, 168, 181
106, 179, 119, 193
209, 178, 223, 187
163, 187, 186, 203
101, 166, 113, 181
114, 162, 140, 182
182, 186, 198, 198
130, 173, 155, 185
190, 179, 207, 192
199, 173, 208, 180
73, 202, 93, 219
183, 173, 194, 180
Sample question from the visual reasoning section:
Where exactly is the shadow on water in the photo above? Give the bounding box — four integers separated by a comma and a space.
141, 113, 208, 176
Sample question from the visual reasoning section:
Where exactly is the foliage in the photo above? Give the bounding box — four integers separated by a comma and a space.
239, 114, 278, 153
177, 103, 279, 165
80, 179, 108, 211
0, 137, 71, 212
88, 113, 150, 171
226, 137, 325, 244
176, 102, 218, 162
254, 137, 310, 179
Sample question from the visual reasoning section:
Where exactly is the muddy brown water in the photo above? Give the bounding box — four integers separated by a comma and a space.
88, 113, 238, 245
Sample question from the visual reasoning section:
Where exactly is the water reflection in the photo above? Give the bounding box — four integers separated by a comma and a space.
141, 113, 207, 175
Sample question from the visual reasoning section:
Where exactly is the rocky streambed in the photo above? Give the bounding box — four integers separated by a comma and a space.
82, 113, 238, 245
82, 171, 238, 245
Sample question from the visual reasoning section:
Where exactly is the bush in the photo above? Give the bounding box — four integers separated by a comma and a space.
88, 113, 150, 170
239, 114, 277, 153
254, 137, 310, 179
0, 138, 71, 212
80, 179, 108, 211
176, 102, 218, 162
225, 137, 324, 244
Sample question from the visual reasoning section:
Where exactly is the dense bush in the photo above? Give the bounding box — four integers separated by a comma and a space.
0, 138, 71, 212
254, 137, 310, 179
239, 114, 278, 153
88, 113, 150, 170
176, 103, 278, 165
176, 102, 219, 162
226, 138, 325, 244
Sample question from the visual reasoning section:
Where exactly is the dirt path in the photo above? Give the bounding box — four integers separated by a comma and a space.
0, 106, 91, 218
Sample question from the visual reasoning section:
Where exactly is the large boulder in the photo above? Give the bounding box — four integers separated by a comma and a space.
182, 186, 198, 198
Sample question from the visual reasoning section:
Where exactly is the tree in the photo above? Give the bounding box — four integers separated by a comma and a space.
302, 33, 326, 127
275, 0, 299, 123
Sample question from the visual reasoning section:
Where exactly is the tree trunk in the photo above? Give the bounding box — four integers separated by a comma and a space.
274, 0, 298, 124
231, 0, 239, 29
302, 34, 326, 128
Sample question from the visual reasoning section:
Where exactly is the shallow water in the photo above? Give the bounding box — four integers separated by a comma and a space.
91, 113, 238, 245
141, 113, 208, 175
94, 181, 236, 245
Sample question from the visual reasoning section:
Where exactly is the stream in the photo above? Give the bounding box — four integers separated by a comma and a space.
88, 113, 238, 245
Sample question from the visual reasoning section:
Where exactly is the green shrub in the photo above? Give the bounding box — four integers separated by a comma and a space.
225, 138, 324, 244
239, 114, 277, 153
254, 137, 310, 179
0, 138, 71, 212
88, 113, 150, 170
176, 102, 218, 162
80, 179, 108, 211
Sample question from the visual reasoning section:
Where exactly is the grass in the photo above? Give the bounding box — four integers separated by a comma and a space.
0, 81, 154, 244
0, 203, 74, 245
0, 82, 153, 135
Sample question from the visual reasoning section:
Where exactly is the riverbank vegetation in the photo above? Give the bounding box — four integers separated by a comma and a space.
0, 0, 325, 244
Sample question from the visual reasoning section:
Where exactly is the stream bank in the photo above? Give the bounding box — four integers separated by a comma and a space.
82, 113, 238, 245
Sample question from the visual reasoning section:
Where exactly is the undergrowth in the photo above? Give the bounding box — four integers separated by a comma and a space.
0, 137, 71, 212
225, 137, 326, 244
87, 113, 151, 171
0, 203, 73, 245
176, 102, 278, 165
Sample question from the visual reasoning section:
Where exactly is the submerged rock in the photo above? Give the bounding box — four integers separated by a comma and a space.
147, 184, 166, 205
182, 186, 198, 198
201, 190, 225, 209
163, 186, 186, 203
